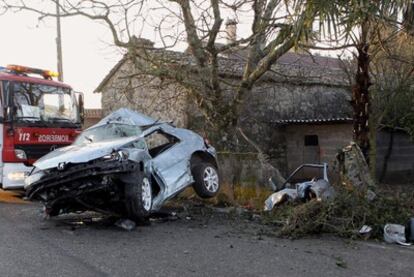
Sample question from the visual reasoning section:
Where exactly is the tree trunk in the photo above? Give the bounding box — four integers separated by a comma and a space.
352, 42, 371, 161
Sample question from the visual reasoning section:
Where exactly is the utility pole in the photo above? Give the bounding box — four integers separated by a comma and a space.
56, 0, 64, 81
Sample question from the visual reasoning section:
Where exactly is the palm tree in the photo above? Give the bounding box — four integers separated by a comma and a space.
322, 0, 412, 163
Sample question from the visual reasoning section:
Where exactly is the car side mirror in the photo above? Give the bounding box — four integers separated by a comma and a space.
0, 107, 7, 122
2, 106, 12, 122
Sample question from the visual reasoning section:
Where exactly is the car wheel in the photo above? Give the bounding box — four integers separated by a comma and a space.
123, 171, 152, 221
192, 162, 220, 198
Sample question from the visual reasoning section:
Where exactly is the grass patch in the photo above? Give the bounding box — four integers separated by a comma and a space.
233, 186, 273, 209
177, 182, 273, 209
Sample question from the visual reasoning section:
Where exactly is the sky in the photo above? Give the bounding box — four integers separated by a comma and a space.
0, 3, 344, 109
0, 10, 122, 108
0, 4, 253, 110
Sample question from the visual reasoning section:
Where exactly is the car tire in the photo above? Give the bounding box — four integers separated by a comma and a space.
123, 171, 152, 221
192, 162, 220, 198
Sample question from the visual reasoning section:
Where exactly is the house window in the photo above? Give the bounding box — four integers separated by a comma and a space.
304, 135, 319, 146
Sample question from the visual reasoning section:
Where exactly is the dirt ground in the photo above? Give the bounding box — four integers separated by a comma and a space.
0, 192, 413, 277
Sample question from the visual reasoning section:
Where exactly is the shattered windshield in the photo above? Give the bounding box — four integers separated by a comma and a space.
13, 82, 78, 123
74, 123, 143, 145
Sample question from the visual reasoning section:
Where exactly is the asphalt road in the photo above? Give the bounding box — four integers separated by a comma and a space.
0, 198, 413, 276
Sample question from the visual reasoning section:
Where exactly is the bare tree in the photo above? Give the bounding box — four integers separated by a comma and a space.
6, 0, 410, 157
3, 0, 340, 151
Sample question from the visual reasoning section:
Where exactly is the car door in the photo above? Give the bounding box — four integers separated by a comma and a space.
144, 128, 192, 197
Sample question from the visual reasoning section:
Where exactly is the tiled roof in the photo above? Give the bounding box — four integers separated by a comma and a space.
94, 44, 352, 124
271, 117, 353, 125
223, 49, 343, 70
84, 108, 103, 119
94, 47, 348, 93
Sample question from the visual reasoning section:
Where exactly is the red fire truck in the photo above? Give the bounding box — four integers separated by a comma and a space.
0, 65, 84, 189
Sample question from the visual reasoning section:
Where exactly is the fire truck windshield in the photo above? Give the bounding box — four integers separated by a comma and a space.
12, 82, 79, 125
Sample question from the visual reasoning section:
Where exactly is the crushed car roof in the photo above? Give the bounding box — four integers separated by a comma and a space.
93, 108, 157, 128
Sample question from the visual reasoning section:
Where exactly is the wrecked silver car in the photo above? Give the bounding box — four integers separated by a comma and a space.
264, 163, 334, 211
25, 108, 220, 221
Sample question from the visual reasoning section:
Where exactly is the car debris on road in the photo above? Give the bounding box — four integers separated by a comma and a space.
24, 108, 221, 222
358, 225, 373, 239
264, 163, 335, 211
115, 218, 137, 231
381, 218, 414, 246
384, 224, 412, 246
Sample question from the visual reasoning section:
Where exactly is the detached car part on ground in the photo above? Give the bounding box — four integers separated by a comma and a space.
25, 108, 220, 221
264, 163, 334, 211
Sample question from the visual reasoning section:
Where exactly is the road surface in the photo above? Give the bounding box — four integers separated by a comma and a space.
0, 193, 413, 276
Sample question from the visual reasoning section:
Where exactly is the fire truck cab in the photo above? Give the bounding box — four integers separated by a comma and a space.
0, 65, 83, 189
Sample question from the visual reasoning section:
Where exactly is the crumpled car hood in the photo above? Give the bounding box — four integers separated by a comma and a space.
92, 108, 156, 129
34, 136, 139, 170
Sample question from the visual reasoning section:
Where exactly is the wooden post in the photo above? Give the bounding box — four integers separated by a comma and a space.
56, 0, 64, 82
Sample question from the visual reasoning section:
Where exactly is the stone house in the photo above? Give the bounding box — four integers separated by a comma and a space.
94, 36, 414, 183
95, 42, 352, 179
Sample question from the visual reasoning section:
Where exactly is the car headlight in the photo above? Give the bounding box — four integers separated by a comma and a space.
103, 150, 129, 161
8, 171, 28, 181
15, 149, 27, 160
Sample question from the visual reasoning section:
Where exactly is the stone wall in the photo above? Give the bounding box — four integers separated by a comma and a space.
284, 123, 353, 180
376, 129, 414, 184
246, 82, 351, 121
217, 153, 285, 190
101, 60, 188, 128
238, 81, 351, 174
